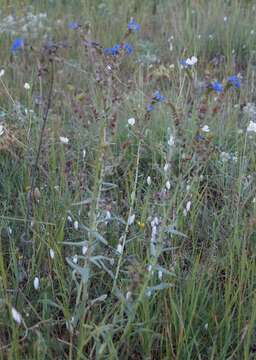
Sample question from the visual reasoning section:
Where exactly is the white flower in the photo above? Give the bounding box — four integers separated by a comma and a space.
201, 125, 210, 132
11, 307, 22, 325
220, 152, 229, 162
158, 270, 163, 280
168, 135, 175, 146
223, 16, 227, 22
106, 211, 111, 220
33, 277, 40, 290
67, 215, 72, 223
126, 291, 132, 300
116, 244, 123, 255
186, 201, 192, 212
247, 121, 256, 133
74, 221, 79, 230
82, 149, 86, 158
24, 83, 30, 90
59, 136, 69, 144
82, 245, 88, 255
147, 264, 153, 273
220, 152, 238, 163
7, 227, 12, 235
128, 117, 135, 126
72, 254, 78, 264
183, 200, 192, 216
165, 180, 171, 190
147, 176, 152, 186
0, 69, 5, 77
49, 248, 55, 259
186, 56, 198, 66
146, 290, 152, 297
128, 214, 135, 225
164, 163, 169, 172
0, 125, 4, 136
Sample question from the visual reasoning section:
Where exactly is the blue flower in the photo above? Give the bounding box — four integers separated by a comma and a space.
210, 81, 223, 93
104, 43, 121, 56
68, 21, 80, 30
124, 42, 133, 55
146, 90, 166, 112
11, 38, 24, 52
153, 90, 166, 102
180, 59, 188, 68
227, 75, 240, 89
147, 104, 155, 112
194, 134, 205, 142
128, 19, 141, 32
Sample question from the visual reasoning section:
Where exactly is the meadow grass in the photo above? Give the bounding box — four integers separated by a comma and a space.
0, 0, 256, 359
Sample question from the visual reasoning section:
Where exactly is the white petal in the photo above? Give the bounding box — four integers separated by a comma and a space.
186, 201, 192, 212
247, 121, 256, 133
59, 136, 69, 144
82, 245, 88, 255
158, 270, 163, 280
33, 277, 40, 290
168, 135, 175, 146
190, 56, 198, 64
164, 163, 169, 172
165, 180, 171, 190
74, 221, 79, 230
126, 291, 132, 300
201, 125, 210, 132
49, 248, 55, 259
147, 176, 152, 186
11, 307, 22, 325
128, 214, 135, 225
116, 244, 123, 255
128, 117, 135, 126
24, 83, 30, 90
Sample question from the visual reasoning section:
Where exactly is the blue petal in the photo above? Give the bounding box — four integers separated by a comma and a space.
211, 81, 223, 93
124, 42, 133, 55
128, 19, 141, 32
11, 38, 24, 52
227, 75, 240, 89
68, 21, 80, 30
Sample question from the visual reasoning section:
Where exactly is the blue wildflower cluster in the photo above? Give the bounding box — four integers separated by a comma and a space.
104, 42, 134, 56
209, 76, 241, 93
227, 75, 241, 89
128, 18, 141, 32
104, 19, 140, 57
210, 81, 224, 93
147, 90, 166, 111
11, 38, 24, 52
68, 21, 80, 30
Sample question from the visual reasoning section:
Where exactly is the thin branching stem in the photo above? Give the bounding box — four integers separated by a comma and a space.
24, 59, 54, 242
